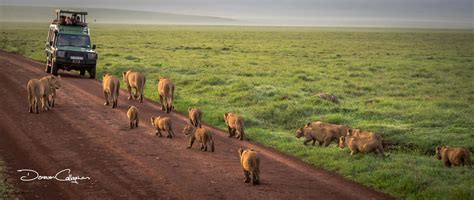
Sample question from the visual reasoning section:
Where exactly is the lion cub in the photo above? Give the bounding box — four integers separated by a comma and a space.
188, 107, 202, 128
150, 116, 175, 138
127, 106, 139, 129
224, 112, 245, 140
296, 126, 342, 147
436, 146, 471, 168
339, 136, 385, 157
182, 125, 214, 152
346, 128, 382, 142
238, 148, 260, 185
43, 75, 61, 108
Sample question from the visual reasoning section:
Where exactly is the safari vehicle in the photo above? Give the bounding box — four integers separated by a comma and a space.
45, 10, 97, 78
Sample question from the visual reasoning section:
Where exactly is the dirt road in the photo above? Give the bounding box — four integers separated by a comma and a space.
0, 51, 392, 199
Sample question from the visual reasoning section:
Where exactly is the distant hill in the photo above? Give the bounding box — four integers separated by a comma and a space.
0, 5, 237, 25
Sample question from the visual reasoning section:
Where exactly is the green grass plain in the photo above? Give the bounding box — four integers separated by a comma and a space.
1, 22, 473, 199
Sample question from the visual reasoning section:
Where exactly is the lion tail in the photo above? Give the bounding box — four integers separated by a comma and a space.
210, 136, 215, 152
112, 80, 120, 107
255, 157, 260, 175
27, 81, 34, 111
170, 84, 175, 104
166, 84, 174, 111
463, 147, 471, 168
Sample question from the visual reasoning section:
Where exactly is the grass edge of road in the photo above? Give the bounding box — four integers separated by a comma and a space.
0, 159, 16, 199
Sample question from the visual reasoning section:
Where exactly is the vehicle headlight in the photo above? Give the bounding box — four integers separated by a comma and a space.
87, 53, 97, 60
56, 50, 65, 57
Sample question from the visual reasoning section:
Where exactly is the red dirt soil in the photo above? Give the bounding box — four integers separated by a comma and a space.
0, 51, 392, 199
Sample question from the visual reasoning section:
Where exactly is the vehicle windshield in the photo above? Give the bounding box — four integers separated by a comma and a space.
56, 34, 91, 48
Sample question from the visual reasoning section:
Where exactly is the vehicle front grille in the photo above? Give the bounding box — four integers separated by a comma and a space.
66, 51, 86, 58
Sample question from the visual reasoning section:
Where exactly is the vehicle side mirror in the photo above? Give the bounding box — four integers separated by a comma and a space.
49, 41, 53, 46
92, 44, 96, 50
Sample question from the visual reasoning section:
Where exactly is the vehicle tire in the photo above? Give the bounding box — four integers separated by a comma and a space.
51, 60, 59, 76
45, 57, 51, 73
89, 66, 96, 79
80, 69, 86, 76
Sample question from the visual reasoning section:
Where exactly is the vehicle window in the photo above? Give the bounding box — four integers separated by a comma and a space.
56, 34, 91, 48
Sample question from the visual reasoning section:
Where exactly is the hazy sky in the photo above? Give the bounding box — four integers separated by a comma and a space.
2, 0, 473, 28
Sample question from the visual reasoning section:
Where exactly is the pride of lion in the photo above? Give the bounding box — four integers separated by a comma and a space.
26, 69, 471, 187
127, 105, 139, 129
